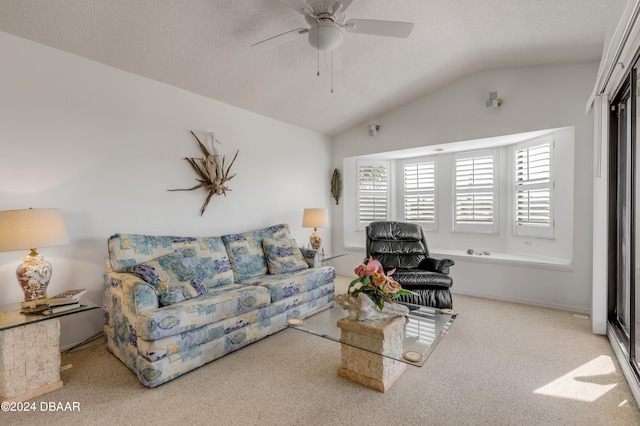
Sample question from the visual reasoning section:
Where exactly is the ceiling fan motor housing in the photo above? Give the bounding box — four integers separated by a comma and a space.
308, 20, 343, 51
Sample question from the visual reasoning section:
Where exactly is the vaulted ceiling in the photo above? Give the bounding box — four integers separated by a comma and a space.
0, 0, 621, 136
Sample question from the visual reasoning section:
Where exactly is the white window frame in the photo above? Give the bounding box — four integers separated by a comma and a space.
453, 149, 499, 234
402, 156, 437, 231
512, 136, 555, 238
356, 160, 390, 229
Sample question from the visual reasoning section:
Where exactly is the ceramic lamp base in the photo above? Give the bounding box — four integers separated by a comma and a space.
309, 228, 322, 250
16, 249, 52, 302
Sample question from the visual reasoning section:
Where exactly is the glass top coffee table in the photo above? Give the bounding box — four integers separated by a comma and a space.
288, 302, 456, 392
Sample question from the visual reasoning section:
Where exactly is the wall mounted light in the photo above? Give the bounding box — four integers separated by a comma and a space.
368, 123, 380, 136
486, 91, 503, 108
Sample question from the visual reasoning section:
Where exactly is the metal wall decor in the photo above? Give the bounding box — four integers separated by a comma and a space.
169, 131, 239, 215
331, 168, 342, 205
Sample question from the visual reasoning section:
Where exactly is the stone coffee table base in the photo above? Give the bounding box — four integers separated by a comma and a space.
336, 314, 408, 392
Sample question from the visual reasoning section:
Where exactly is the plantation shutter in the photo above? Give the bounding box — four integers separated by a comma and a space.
513, 137, 554, 237
357, 161, 389, 225
454, 149, 498, 233
403, 158, 436, 228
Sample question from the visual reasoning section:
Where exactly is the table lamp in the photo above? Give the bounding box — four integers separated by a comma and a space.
0, 208, 69, 303
302, 208, 329, 251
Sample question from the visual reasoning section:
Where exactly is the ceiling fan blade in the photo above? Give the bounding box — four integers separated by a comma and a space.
345, 19, 414, 38
251, 28, 309, 50
279, 0, 315, 16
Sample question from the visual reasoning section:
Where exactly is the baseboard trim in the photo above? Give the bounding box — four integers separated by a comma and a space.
451, 289, 590, 315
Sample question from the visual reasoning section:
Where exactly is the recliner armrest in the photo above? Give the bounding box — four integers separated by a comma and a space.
419, 257, 455, 274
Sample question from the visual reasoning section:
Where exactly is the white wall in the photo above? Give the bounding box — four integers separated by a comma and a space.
331, 63, 596, 315
0, 31, 332, 348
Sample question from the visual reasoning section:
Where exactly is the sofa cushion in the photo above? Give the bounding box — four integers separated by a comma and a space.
136, 282, 335, 363
222, 224, 291, 281
129, 253, 208, 306
262, 238, 308, 275
108, 234, 234, 288
136, 284, 271, 340
237, 265, 336, 302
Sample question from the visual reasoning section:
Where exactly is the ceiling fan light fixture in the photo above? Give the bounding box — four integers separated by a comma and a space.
308, 21, 343, 51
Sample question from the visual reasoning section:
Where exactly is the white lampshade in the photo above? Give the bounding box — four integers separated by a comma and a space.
302, 208, 329, 228
0, 208, 69, 252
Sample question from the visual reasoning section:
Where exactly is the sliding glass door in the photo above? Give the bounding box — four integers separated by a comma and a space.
609, 62, 639, 379
635, 67, 640, 366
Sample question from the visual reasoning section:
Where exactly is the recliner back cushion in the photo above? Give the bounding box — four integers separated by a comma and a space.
368, 240, 426, 269
367, 221, 428, 269
367, 221, 424, 241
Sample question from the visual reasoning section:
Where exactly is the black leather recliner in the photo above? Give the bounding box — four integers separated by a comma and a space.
365, 221, 454, 309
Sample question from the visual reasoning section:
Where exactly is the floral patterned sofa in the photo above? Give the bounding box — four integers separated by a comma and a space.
103, 224, 335, 387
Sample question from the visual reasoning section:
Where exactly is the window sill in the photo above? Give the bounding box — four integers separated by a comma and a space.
342, 245, 572, 271
430, 248, 572, 271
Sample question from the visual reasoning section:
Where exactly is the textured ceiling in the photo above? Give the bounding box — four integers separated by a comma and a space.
0, 0, 622, 136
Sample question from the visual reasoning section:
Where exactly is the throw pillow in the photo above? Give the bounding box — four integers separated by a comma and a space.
222, 224, 291, 281
262, 238, 309, 275
129, 252, 208, 306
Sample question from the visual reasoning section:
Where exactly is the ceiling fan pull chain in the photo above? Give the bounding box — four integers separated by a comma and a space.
331, 50, 334, 93
316, 26, 320, 77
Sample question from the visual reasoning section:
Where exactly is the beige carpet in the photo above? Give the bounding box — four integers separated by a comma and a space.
4, 277, 640, 425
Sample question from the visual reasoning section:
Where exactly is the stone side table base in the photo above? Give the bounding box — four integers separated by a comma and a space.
337, 315, 407, 393
2, 380, 63, 403
0, 318, 63, 402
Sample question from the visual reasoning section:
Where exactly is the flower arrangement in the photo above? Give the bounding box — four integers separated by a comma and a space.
348, 257, 414, 310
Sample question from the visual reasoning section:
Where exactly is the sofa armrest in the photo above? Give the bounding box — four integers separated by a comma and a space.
103, 268, 159, 372
299, 247, 321, 268
418, 257, 455, 274
104, 270, 159, 316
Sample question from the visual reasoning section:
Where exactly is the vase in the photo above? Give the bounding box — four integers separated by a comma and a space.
16, 250, 53, 301
334, 293, 409, 321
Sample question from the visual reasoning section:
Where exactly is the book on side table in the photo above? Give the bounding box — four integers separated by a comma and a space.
47, 289, 87, 305
20, 302, 80, 316
20, 289, 87, 316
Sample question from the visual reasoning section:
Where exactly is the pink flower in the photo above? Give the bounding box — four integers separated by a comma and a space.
354, 264, 366, 278
364, 257, 382, 277
372, 269, 387, 287
383, 278, 401, 294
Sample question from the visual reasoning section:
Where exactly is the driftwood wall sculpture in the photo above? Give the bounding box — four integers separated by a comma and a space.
169, 131, 239, 215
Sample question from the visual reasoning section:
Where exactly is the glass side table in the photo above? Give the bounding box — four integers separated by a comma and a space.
319, 253, 347, 266
0, 301, 99, 402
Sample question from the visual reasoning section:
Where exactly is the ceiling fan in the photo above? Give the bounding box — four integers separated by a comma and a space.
252, 0, 414, 52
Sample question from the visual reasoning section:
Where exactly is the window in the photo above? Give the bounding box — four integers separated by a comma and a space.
356, 160, 389, 227
453, 149, 498, 233
513, 136, 554, 238
403, 157, 437, 230
343, 128, 570, 260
